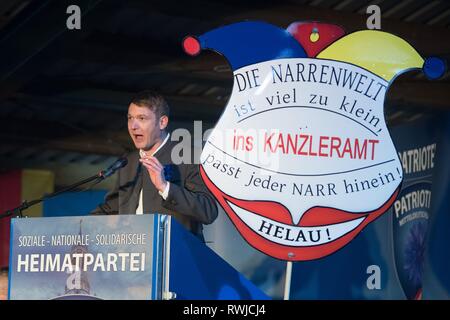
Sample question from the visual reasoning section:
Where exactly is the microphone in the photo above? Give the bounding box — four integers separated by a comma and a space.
99, 157, 128, 179
163, 164, 174, 182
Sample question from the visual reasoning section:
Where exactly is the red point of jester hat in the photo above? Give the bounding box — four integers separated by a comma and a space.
183, 36, 201, 56
287, 22, 345, 57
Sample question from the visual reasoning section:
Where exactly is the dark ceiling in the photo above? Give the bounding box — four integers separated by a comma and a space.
0, 0, 449, 187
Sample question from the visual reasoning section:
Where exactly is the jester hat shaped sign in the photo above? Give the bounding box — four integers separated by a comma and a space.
183, 21, 445, 261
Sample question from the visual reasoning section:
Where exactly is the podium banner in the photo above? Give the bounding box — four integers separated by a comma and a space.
8, 215, 160, 300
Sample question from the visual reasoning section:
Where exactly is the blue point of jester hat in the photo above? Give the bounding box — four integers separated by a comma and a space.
183, 21, 446, 261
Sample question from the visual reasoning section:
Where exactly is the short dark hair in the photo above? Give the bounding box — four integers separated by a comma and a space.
130, 90, 170, 118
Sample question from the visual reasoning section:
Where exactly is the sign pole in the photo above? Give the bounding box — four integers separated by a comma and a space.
283, 261, 293, 300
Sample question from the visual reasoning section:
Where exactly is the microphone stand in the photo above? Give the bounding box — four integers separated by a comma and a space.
0, 172, 104, 220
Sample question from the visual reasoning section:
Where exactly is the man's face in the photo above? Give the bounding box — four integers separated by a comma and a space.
127, 103, 165, 151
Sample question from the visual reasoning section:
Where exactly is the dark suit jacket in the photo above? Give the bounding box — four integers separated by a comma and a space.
91, 140, 218, 240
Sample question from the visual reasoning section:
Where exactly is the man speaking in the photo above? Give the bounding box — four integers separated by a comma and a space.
91, 90, 218, 240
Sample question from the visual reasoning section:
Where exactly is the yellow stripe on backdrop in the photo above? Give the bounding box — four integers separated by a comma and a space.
317, 30, 424, 81
21, 169, 54, 217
